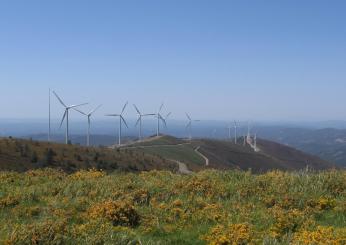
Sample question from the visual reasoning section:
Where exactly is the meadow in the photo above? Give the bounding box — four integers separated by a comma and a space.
0, 168, 345, 244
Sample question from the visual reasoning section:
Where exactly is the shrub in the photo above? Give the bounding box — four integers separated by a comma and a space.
5, 219, 68, 244
202, 223, 254, 245
87, 199, 140, 227
293, 226, 346, 244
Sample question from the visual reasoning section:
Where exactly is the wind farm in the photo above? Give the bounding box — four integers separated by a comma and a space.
1, 1, 345, 243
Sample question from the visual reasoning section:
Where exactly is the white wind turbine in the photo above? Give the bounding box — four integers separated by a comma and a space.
133, 104, 155, 140
53, 91, 88, 145
186, 113, 200, 140
74, 105, 102, 146
105, 102, 129, 146
226, 124, 232, 140
234, 120, 238, 144
156, 103, 167, 137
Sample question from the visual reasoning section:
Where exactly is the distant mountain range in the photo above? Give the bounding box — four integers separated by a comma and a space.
259, 127, 346, 167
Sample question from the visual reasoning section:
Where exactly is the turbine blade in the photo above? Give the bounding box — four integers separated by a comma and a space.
59, 110, 67, 128
121, 116, 129, 128
89, 104, 102, 115
135, 117, 141, 127
73, 108, 87, 116
159, 103, 164, 113
133, 104, 141, 115
70, 103, 88, 109
143, 113, 156, 116
161, 118, 167, 128
105, 114, 119, 117
185, 122, 191, 129
53, 91, 67, 107
121, 101, 128, 115
165, 112, 172, 120
186, 113, 191, 121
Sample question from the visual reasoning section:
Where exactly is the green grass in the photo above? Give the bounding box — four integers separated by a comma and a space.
136, 144, 205, 166
0, 169, 345, 244
130, 135, 185, 147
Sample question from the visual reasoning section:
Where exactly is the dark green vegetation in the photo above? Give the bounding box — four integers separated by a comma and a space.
0, 169, 345, 244
0, 137, 176, 173
130, 136, 335, 173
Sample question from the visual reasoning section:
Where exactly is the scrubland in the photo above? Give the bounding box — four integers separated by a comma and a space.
0, 169, 345, 244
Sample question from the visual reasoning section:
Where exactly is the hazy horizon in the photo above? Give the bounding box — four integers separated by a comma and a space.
1, 1, 346, 121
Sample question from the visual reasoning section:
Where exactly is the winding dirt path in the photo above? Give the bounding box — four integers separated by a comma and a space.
175, 160, 193, 174
194, 146, 209, 166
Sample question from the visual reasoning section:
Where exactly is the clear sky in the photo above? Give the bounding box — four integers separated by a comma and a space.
0, 0, 345, 121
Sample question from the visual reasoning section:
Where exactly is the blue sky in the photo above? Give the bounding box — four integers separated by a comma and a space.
0, 0, 345, 121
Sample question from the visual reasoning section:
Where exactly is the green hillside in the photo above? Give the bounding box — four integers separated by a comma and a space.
0, 137, 176, 173
130, 136, 335, 173
134, 144, 204, 167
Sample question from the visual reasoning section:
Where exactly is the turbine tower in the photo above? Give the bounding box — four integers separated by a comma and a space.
53, 91, 88, 144
234, 120, 238, 144
106, 102, 129, 146
156, 103, 167, 137
186, 113, 200, 140
133, 104, 155, 140
48, 88, 51, 142
226, 124, 232, 140
74, 105, 102, 146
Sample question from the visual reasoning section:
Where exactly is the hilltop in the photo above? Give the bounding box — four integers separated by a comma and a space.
0, 137, 176, 173
129, 135, 335, 173
0, 135, 336, 174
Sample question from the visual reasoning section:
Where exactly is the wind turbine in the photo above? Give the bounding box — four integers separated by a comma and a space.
156, 103, 167, 137
246, 120, 252, 144
105, 102, 129, 146
53, 91, 88, 145
226, 124, 232, 140
234, 120, 238, 144
133, 104, 155, 140
186, 113, 200, 140
74, 105, 102, 146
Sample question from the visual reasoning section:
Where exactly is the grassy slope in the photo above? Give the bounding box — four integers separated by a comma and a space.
135, 144, 205, 167
132, 136, 335, 173
0, 137, 176, 173
0, 169, 345, 244
129, 135, 185, 147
